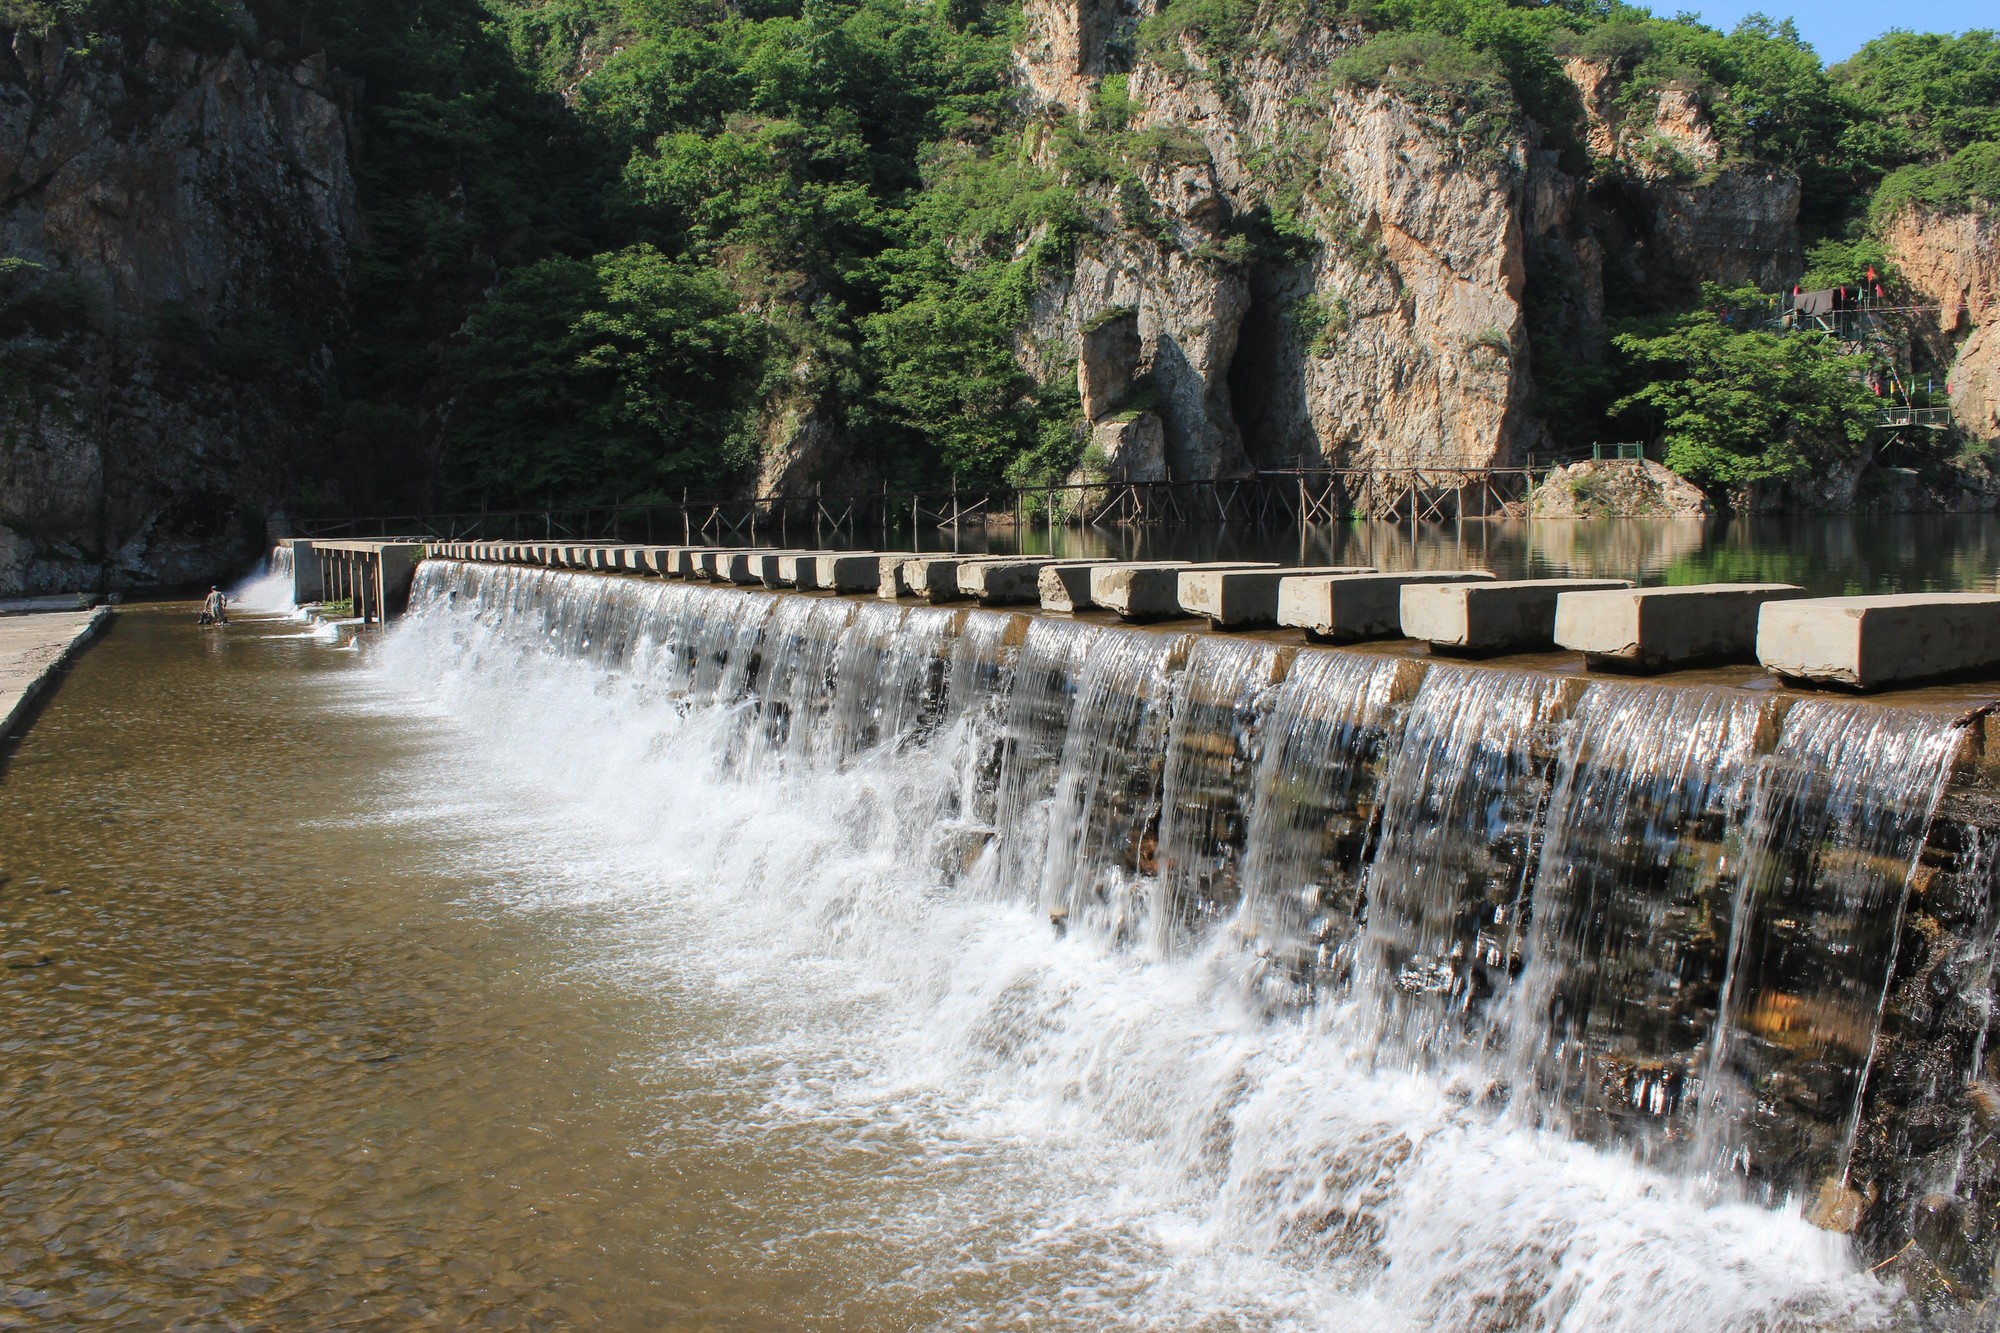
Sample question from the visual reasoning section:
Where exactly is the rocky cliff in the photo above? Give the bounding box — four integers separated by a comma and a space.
0, 29, 356, 596
1007, 1, 1812, 496
1882, 204, 2000, 445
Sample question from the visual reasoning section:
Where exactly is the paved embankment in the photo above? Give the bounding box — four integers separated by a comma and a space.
0, 607, 112, 741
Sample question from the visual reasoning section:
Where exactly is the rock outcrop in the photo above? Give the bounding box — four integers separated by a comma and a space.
1881, 205, 2000, 446
1529, 458, 1710, 517
1005, 5, 1812, 490
0, 30, 356, 595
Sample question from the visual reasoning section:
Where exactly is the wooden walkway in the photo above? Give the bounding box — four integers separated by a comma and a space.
297, 467, 1550, 544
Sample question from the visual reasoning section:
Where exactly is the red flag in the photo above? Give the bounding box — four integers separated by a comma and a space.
1866, 265, 1876, 281
1876, 284, 1885, 298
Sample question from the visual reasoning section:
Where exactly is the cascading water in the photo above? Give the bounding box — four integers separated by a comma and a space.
1700, 699, 1962, 1193
369, 559, 1981, 1328
1361, 666, 1574, 1054
1505, 684, 1770, 1161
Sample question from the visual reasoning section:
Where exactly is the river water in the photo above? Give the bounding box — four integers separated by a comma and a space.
0, 561, 1948, 1329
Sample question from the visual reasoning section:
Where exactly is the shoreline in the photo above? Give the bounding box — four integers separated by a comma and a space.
0, 607, 113, 745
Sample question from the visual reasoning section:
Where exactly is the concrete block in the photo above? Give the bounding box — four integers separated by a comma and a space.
1179, 565, 1377, 629
1277, 570, 1497, 643
1092, 562, 1276, 622
820, 552, 903, 592
1402, 578, 1634, 655
1757, 593, 2000, 689
898, 557, 977, 603
719, 550, 775, 585
667, 548, 714, 577
1555, 582, 1808, 671
961, 559, 1107, 606
1038, 561, 1182, 613
694, 549, 737, 579
634, 546, 679, 574
777, 552, 835, 590
756, 550, 826, 588
878, 554, 921, 599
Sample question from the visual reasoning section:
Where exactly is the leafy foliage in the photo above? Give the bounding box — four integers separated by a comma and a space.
1610, 285, 1878, 487
1871, 141, 2000, 222
14, 0, 1996, 508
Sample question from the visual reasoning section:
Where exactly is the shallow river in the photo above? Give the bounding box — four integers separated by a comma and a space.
0, 588, 1915, 1330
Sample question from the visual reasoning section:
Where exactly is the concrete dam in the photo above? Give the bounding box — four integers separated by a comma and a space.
305, 540, 2000, 1323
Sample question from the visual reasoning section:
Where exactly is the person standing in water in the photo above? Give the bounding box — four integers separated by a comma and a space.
200, 586, 228, 626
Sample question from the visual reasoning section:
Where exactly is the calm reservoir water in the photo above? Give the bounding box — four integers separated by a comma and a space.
0, 520, 1970, 1328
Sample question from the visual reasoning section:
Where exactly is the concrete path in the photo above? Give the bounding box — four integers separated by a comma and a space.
1, 607, 111, 740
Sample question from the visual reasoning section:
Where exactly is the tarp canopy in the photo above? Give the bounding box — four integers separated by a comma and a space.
1787, 287, 1847, 317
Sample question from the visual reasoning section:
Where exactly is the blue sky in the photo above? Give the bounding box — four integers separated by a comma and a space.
1675, 0, 1992, 62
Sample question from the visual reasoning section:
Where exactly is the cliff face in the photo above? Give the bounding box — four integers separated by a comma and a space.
0, 30, 356, 595
1007, 4, 1808, 487
1881, 205, 2000, 445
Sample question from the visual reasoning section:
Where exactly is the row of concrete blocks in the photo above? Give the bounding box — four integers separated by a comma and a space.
428, 541, 2000, 691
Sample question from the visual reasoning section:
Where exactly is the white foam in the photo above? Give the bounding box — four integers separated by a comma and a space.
341, 578, 1906, 1330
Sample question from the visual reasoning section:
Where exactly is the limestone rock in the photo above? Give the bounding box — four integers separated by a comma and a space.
1881, 205, 2000, 447
1530, 460, 1710, 518
1084, 413, 1167, 484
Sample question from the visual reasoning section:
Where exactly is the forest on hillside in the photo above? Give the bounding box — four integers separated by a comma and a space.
7, 0, 1998, 511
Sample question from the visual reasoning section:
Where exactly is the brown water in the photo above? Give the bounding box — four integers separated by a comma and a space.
0, 606, 1052, 1329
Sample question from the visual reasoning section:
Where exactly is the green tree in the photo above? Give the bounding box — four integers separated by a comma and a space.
440, 247, 766, 504
1610, 285, 1878, 488
1834, 30, 2000, 176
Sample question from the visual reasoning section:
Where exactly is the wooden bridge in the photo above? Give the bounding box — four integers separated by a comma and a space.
297, 466, 1551, 545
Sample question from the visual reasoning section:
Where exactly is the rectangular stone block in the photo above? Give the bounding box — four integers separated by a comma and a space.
820, 552, 904, 592
777, 552, 836, 590
878, 554, 922, 599
667, 548, 716, 577
1093, 562, 1276, 622
1038, 561, 1185, 613
1402, 578, 1635, 655
1757, 593, 2000, 689
896, 557, 977, 603
1556, 582, 1808, 671
634, 546, 680, 574
718, 550, 775, 585
1277, 570, 1497, 642
755, 550, 827, 588
1179, 565, 1378, 629
960, 559, 1107, 606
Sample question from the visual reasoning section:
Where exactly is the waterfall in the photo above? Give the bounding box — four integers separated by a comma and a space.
376, 559, 1976, 1327
1505, 684, 1769, 1162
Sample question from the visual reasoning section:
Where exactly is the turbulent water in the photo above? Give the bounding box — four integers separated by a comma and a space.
369, 559, 1970, 1329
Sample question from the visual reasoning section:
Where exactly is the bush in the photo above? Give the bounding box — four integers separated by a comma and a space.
1871, 141, 2000, 223
1610, 285, 1878, 488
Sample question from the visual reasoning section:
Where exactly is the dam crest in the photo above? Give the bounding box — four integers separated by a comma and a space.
394, 556, 2000, 1316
